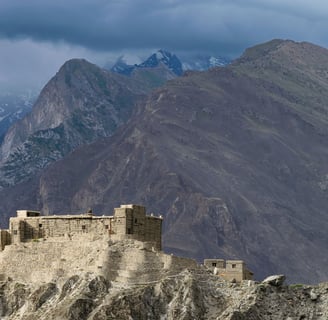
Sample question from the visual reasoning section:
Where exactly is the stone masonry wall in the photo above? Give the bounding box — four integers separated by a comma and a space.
9, 216, 112, 244
0, 237, 110, 284
111, 205, 162, 250
204, 259, 253, 282
0, 230, 10, 250
144, 216, 162, 250
4, 204, 162, 252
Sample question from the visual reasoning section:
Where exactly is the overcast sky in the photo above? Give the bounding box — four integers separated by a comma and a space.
1, 0, 328, 92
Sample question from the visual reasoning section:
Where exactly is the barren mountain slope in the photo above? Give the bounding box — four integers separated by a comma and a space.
0, 59, 151, 187
1, 40, 328, 283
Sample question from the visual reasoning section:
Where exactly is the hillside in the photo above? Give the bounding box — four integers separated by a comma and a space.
1, 267, 327, 320
1, 40, 328, 283
1, 238, 327, 319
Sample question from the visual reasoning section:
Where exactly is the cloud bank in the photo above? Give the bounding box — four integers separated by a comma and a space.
0, 0, 328, 90
1, 0, 328, 55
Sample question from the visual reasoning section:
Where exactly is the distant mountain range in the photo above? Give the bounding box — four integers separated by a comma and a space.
0, 50, 228, 188
109, 49, 231, 76
0, 40, 328, 283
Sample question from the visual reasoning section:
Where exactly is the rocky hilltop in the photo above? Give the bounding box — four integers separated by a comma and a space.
1, 40, 328, 283
1, 273, 328, 320
0, 239, 327, 319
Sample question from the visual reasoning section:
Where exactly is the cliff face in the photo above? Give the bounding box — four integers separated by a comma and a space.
1, 40, 328, 283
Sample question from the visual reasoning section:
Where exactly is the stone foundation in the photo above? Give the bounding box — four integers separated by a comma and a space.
0, 238, 197, 285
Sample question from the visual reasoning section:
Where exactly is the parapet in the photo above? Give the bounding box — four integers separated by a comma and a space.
119, 204, 143, 209
16, 210, 40, 218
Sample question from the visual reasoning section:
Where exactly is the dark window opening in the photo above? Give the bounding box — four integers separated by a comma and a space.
127, 228, 131, 234
232, 264, 236, 268
212, 262, 217, 267
39, 224, 42, 228
134, 218, 138, 223
82, 225, 86, 230
13, 230, 17, 235
105, 225, 109, 229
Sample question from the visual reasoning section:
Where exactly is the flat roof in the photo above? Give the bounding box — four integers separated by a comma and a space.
204, 259, 225, 261
12, 215, 114, 220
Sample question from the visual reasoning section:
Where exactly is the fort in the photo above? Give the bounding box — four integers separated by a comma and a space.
0, 204, 253, 284
0, 204, 162, 251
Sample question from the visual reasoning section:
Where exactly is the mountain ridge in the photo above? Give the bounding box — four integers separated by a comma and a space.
0, 40, 328, 283
0, 58, 157, 187
110, 49, 231, 76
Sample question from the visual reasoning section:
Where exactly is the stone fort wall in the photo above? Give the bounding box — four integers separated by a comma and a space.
2, 204, 162, 251
0, 204, 195, 285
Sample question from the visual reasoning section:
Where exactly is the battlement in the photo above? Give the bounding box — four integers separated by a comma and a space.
204, 258, 253, 283
0, 204, 163, 251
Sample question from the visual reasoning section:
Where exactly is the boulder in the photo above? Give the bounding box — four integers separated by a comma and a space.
262, 275, 286, 286
310, 289, 319, 301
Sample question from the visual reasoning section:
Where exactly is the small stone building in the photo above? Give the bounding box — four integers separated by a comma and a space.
0, 204, 163, 251
204, 258, 253, 282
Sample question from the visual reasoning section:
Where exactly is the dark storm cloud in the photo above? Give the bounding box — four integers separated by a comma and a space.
1, 0, 328, 92
1, 0, 328, 57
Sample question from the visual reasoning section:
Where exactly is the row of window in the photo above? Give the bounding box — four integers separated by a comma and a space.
12, 224, 110, 234
212, 262, 237, 268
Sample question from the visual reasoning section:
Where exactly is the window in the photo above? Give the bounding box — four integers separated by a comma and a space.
39, 224, 42, 228
127, 228, 131, 234
105, 225, 109, 229
232, 264, 236, 268
134, 218, 138, 223
82, 225, 86, 230
13, 230, 17, 235
212, 262, 217, 267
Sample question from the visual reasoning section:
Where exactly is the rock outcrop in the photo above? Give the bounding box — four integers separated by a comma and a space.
262, 275, 286, 287
0, 267, 327, 319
